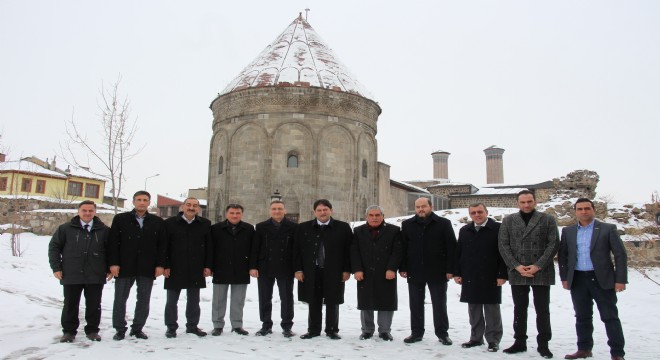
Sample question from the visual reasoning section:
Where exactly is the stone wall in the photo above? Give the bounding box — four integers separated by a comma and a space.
2, 210, 115, 236
624, 240, 659, 268
450, 194, 519, 209
427, 185, 473, 197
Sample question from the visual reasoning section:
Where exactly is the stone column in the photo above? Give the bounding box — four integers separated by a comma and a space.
431, 150, 450, 180
484, 146, 505, 184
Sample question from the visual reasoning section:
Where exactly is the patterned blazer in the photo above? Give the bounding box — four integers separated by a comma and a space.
498, 211, 559, 285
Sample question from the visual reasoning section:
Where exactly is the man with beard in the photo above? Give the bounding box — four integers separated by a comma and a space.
499, 190, 559, 358
351, 205, 402, 341
250, 200, 297, 337
294, 199, 352, 340
399, 197, 457, 345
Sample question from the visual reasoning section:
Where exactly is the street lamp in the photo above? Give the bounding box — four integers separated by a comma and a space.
144, 173, 160, 191
270, 189, 282, 203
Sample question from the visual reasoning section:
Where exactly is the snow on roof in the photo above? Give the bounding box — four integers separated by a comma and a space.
469, 187, 527, 196
0, 160, 66, 178
390, 179, 430, 194
426, 182, 473, 188
220, 13, 375, 101
158, 194, 208, 207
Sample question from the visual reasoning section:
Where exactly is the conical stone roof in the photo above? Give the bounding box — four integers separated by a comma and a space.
220, 13, 374, 101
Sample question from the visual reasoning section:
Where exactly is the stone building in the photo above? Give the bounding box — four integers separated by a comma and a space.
207, 14, 381, 224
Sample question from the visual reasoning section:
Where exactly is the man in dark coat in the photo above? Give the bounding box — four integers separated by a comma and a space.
559, 198, 627, 360
108, 190, 165, 340
293, 199, 352, 340
499, 190, 559, 358
250, 200, 297, 337
162, 197, 212, 338
351, 205, 402, 341
48, 200, 111, 343
454, 203, 507, 352
399, 197, 457, 345
210, 204, 254, 336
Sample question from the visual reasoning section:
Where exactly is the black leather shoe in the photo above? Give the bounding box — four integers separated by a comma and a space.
359, 332, 373, 340
165, 328, 177, 338
300, 332, 321, 339
404, 334, 423, 343
255, 328, 272, 336
379, 332, 393, 341
327, 332, 341, 340
538, 346, 554, 359
185, 327, 207, 337
60, 333, 75, 343
461, 340, 483, 348
439, 336, 453, 345
211, 328, 223, 336
282, 329, 295, 338
231, 327, 249, 335
129, 330, 148, 340
503, 342, 527, 354
564, 350, 592, 359
113, 330, 126, 341
488, 343, 499, 352
86, 332, 101, 341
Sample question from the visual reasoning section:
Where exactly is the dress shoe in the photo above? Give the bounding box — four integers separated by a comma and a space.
611, 356, 625, 360
503, 342, 527, 354
359, 332, 373, 340
86, 332, 101, 341
231, 327, 249, 335
255, 328, 272, 336
327, 332, 341, 340
60, 333, 75, 343
282, 329, 295, 338
461, 340, 483, 348
488, 343, 499, 352
538, 346, 554, 359
113, 330, 126, 341
379, 332, 393, 341
129, 329, 148, 340
165, 328, 177, 338
185, 327, 207, 337
404, 334, 423, 343
211, 328, 223, 336
564, 350, 593, 359
439, 336, 453, 345
300, 332, 321, 339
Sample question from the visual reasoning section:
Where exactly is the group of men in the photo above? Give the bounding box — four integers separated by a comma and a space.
48, 190, 628, 360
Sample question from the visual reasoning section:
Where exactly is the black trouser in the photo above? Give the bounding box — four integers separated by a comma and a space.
164, 288, 201, 330
112, 276, 154, 332
407, 280, 448, 338
511, 285, 551, 345
571, 271, 625, 357
307, 267, 339, 334
257, 274, 294, 330
61, 284, 104, 335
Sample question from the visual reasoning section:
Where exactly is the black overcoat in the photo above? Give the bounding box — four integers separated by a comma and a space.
251, 218, 297, 277
455, 218, 508, 304
48, 215, 110, 285
293, 218, 352, 304
163, 213, 212, 290
400, 212, 457, 284
210, 220, 255, 285
108, 210, 166, 278
350, 222, 402, 311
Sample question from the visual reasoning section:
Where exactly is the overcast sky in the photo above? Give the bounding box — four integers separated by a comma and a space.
1, 0, 658, 205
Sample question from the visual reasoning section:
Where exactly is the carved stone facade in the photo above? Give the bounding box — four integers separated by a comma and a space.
207, 87, 381, 224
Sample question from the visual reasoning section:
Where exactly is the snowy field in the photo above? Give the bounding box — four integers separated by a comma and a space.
1, 212, 658, 360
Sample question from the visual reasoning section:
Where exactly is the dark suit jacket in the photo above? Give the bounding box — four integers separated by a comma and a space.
108, 210, 165, 278
558, 220, 628, 290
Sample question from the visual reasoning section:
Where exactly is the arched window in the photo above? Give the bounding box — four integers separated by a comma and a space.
362, 159, 367, 178
287, 153, 299, 168
218, 156, 224, 174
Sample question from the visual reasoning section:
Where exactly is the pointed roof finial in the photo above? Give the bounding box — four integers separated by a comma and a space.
298, 12, 303, 21
305, 8, 310, 21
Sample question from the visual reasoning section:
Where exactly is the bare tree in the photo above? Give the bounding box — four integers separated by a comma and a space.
61, 75, 142, 214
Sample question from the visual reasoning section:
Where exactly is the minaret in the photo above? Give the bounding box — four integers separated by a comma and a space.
484, 145, 505, 184
431, 150, 450, 180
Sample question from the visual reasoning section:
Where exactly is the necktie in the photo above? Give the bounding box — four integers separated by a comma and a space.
84, 224, 90, 232
475, 225, 482, 232
317, 225, 327, 268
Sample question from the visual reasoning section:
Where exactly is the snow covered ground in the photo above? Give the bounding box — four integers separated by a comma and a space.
1, 211, 658, 359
